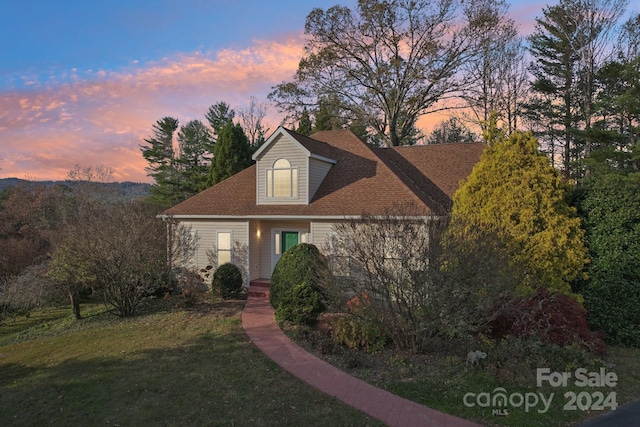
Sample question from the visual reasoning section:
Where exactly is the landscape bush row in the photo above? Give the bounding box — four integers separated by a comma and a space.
268, 131, 640, 380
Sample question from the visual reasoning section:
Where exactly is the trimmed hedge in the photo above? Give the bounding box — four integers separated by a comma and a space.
270, 243, 330, 325
269, 243, 329, 307
274, 282, 324, 325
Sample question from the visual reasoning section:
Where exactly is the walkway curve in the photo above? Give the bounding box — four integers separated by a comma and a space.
242, 295, 480, 427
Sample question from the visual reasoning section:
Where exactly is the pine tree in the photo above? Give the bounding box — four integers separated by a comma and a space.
140, 117, 180, 206
176, 120, 214, 194
206, 101, 235, 138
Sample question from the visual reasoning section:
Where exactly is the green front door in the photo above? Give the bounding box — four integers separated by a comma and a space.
281, 231, 299, 253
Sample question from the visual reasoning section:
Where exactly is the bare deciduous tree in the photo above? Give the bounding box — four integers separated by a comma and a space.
325, 202, 525, 352
270, 0, 503, 146
50, 200, 170, 317
239, 96, 271, 148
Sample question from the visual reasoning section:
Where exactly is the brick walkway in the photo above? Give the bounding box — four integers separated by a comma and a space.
242, 295, 481, 427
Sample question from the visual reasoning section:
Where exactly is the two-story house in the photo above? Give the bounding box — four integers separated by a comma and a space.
162, 126, 484, 287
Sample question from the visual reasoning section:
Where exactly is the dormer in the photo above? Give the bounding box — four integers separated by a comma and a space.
252, 127, 337, 205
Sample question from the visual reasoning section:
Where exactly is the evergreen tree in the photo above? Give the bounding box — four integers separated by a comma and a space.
206, 101, 235, 138
140, 117, 180, 206
590, 13, 640, 173
574, 173, 640, 345
524, 1, 582, 178
426, 118, 478, 144
524, 0, 628, 178
451, 125, 588, 297
208, 122, 253, 185
176, 120, 214, 194
296, 108, 313, 135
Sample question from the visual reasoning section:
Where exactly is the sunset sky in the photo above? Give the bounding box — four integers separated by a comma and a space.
1, 0, 543, 182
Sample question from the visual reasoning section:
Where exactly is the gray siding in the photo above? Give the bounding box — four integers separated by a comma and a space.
178, 219, 250, 285
309, 157, 333, 201
256, 134, 308, 205
310, 220, 340, 254
259, 220, 310, 278
248, 220, 262, 281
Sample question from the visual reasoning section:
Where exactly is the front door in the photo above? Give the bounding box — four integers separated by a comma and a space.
281, 231, 299, 254
271, 230, 299, 273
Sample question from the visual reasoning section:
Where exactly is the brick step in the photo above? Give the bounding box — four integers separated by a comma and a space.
248, 279, 271, 298
248, 286, 270, 298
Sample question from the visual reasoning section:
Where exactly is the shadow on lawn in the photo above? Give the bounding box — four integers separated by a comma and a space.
0, 303, 378, 427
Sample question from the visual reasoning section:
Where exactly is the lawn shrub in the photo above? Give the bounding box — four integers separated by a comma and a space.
269, 243, 329, 309
274, 281, 324, 325
212, 263, 244, 299
582, 276, 640, 347
330, 293, 387, 353
487, 288, 606, 356
175, 269, 206, 304
332, 314, 388, 353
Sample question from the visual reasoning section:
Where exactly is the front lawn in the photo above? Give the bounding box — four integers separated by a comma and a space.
0, 298, 381, 426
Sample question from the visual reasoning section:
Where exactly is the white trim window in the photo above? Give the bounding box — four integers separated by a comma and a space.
329, 233, 353, 277
217, 231, 232, 266
267, 158, 298, 198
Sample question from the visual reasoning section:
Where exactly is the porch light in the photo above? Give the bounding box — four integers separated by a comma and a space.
256, 229, 261, 238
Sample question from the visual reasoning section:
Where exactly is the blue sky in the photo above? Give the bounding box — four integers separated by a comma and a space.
0, 0, 545, 182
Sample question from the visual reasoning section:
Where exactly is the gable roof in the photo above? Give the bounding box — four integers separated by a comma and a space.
163, 128, 485, 218
253, 126, 337, 164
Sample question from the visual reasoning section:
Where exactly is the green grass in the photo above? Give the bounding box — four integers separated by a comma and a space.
0, 298, 382, 427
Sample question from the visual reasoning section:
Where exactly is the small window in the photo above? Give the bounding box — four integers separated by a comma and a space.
217, 232, 232, 266
329, 233, 352, 277
267, 159, 298, 198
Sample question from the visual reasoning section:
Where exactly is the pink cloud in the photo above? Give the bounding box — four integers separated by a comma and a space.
0, 36, 305, 182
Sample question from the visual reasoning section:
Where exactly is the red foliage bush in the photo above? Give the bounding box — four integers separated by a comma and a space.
346, 292, 372, 313
487, 288, 606, 356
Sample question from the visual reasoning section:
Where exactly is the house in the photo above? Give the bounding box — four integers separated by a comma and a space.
162, 126, 485, 286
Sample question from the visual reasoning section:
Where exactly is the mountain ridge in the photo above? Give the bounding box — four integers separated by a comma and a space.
0, 177, 151, 199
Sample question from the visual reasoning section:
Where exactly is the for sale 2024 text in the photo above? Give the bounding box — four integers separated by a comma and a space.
537, 368, 618, 412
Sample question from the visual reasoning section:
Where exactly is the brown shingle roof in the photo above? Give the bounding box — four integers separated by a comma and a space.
163, 129, 484, 218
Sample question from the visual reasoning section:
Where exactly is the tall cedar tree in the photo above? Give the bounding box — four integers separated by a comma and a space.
208, 122, 253, 185
451, 126, 588, 297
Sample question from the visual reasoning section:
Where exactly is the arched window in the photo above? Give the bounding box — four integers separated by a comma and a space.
267, 159, 298, 198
